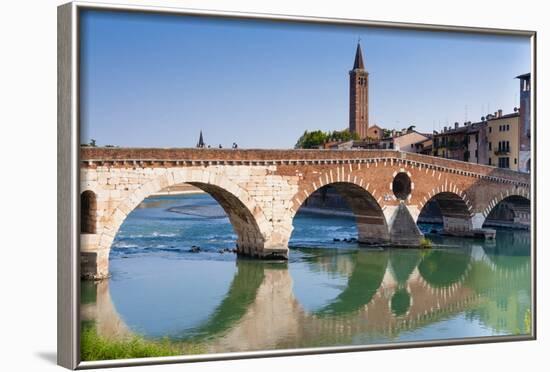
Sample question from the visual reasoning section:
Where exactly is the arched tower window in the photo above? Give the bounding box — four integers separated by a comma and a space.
81, 191, 97, 234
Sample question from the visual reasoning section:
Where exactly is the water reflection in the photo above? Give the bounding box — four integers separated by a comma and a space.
82, 231, 531, 354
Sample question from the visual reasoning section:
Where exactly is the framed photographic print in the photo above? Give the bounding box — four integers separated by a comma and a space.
57, 1, 536, 369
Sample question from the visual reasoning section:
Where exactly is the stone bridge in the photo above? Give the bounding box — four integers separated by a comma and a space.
80, 148, 530, 279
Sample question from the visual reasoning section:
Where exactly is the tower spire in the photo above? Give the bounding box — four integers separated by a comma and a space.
353, 41, 365, 70
197, 130, 205, 148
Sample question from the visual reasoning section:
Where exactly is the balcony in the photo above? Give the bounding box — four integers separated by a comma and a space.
494, 149, 510, 155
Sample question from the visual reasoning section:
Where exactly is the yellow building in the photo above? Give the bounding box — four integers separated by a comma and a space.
486, 110, 520, 170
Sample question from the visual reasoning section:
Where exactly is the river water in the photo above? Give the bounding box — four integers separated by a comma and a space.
81, 193, 531, 357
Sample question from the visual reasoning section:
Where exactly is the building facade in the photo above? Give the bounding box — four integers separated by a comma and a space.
517, 73, 531, 172
433, 123, 469, 161
379, 131, 430, 153
432, 121, 487, 164
367, 124, 384, 141
413, 138, 433, 155
349, 43, 369, 139
486, 111, 520, 171
433, 111, 521, 171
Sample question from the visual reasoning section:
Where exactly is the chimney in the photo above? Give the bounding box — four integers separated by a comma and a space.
498, 109, 503, 118
454, 122, 459, 129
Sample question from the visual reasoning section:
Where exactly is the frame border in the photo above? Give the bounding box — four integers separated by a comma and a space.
57, 1, 537, 369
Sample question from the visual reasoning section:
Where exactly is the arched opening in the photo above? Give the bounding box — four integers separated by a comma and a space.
417, 192, 471, 235
109, 182, 266, 264
290, 183, 388, 248
483, 195, 530, 229
81, 190, 97, 234
392, 172, 412, 200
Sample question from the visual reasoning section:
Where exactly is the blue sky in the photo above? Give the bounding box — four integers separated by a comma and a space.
80, 10, 531, 149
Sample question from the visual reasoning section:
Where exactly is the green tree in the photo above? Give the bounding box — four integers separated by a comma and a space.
296, 129, 360, 149
295, 130, 328, 149
330, 129, 359, 142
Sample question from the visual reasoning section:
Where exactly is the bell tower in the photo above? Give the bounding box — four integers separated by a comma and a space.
349, 42, 369, 139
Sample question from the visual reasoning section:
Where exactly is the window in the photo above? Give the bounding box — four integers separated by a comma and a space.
489, 127, 492, 133
514, 158, 518, 164
497, 141, 510, 152
475, 149, 478, 158
489, 142, 492, 151
489, 158, 492, 165
507, 124, 510, 131
498, 157, 510, 169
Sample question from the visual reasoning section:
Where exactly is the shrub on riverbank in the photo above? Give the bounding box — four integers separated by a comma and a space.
420, 237, 433, 249
81, 324, 205, 361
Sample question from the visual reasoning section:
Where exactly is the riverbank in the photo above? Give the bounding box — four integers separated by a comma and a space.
81, 323, 205, 361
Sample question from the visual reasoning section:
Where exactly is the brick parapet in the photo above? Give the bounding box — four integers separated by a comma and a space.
81, 148, 530, 186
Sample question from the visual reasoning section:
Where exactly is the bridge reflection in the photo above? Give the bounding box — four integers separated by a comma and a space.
81, 234, 531, 353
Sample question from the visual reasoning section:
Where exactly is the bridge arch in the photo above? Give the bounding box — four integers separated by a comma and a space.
289, 176, 390, 244
482, 191, 530, 229
417, 190, 473, 234
92, 168, 272, 279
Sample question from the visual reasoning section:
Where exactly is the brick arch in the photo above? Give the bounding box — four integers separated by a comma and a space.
289, 170, 379, 217
416, 183, 474, 216
96, 168, 271, 262
289, 171, 390, 244
481, 187, 531, 220
417, 186, 474, 234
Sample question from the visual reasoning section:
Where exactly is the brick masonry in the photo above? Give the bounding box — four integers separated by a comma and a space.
80, 148, 530, 279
